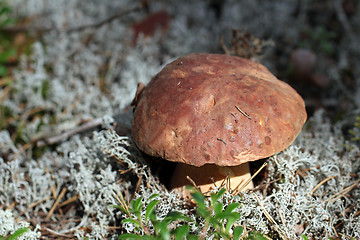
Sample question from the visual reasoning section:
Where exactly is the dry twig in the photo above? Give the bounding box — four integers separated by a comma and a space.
233, 162, 267, 195
66, 4, 144, 33
44, 227, 74, 238
309, 175, 337, 195
2, 3, 144, 34
57, 194, 79, 208
35, 118, 103, 147
46, 187, 67, 221
325, 178, 360, 204
254, 193, 288, 240
19, 197, 50, 217
278, 207, 290, 239
186, 175, 201, 192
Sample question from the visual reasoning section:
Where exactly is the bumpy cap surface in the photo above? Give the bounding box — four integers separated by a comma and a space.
132, 53, 307, 167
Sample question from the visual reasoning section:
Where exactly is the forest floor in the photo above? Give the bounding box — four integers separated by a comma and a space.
0, 0, 359, 239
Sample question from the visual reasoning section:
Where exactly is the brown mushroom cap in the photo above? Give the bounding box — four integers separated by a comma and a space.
132, 53, 307, 167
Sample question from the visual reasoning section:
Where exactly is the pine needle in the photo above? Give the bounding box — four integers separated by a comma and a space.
46, 187, 67, 220
325, 178, 360, 204
309, 175, 337, 195
233, 162, 267, 195
254, 193, 288, 240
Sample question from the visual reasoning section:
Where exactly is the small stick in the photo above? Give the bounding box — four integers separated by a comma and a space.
251, 177, 281, 192
210, 177, 219, 189
44, 227, 73, 238
330, 215, 339, 238
186, 176, 201, 192
51, 184, 58, 199
242, 223, 248, 239
57, 194, 79, 208
235, 105, 251, 119
133, 175, 143, 197
278, 207, 291, 239
309, 175, 337, 195
220, 35, 231, 55
9, 106, 46, 124
36, 118, 103, 147
66, 4, 143, 33
217, 138, 227, 145
325, 178, 360, 204
12, 142, 32, 160
233, 162, 267, 195
118, 168, 132, 175
226, 174, 231, 191
46, 187, 67, 220
7, 202, 16, 210
2, 4, 144, 34
262, 178, 271, 198
19, 197, 50, 217
211, 175, 228, 192
254, 194, 288, 240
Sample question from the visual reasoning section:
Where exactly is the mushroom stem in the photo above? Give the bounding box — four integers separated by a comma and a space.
170, 162, 254, 197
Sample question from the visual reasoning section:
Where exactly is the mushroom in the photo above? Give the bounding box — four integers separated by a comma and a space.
132, 53, 307, 196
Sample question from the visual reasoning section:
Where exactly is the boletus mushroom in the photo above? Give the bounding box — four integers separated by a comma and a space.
132, 53, 307, 196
